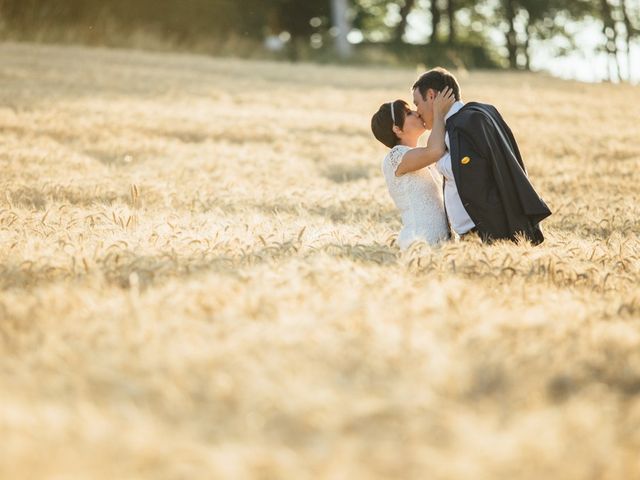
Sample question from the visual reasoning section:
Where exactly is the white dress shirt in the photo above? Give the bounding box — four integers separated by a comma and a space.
437, 100, 475, 236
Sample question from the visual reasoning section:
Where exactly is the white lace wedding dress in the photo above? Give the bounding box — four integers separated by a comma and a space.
382, 145, 450, 249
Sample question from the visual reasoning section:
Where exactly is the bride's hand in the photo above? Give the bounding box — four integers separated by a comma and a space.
433, 87, 455, 117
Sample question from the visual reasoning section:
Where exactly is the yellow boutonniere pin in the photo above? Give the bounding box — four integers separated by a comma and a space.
461, 156, 471, 165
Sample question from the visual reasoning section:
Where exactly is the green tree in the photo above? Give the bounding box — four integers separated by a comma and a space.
620, 0, 640, 80
393, 0, 417, 44
517, 0, 588, 70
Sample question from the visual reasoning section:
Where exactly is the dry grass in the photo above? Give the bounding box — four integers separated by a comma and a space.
1, 41, 639, 480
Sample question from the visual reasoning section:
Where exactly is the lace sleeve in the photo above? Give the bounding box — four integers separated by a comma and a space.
386, 145, 411, 176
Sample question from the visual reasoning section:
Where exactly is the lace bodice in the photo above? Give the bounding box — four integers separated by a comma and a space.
382, 145, 450, 249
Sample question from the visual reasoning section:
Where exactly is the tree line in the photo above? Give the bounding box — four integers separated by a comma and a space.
1, 0, 638, 80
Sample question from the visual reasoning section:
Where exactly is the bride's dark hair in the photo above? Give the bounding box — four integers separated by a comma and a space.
371, 100, 409, 149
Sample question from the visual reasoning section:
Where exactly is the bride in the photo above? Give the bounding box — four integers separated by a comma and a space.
371, 87, 455, 249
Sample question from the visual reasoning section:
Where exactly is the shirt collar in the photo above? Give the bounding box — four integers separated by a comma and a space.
445, 100, 465, 123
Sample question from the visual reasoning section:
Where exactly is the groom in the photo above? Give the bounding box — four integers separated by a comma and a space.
412, 67, 551, 244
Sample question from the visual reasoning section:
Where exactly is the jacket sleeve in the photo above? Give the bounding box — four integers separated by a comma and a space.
482, 106, 552, 224
487, 104, 527, 174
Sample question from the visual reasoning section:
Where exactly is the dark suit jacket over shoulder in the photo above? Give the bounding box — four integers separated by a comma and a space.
446, 102, 552, 244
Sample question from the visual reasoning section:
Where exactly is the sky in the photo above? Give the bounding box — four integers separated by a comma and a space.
528, 20, 640, 84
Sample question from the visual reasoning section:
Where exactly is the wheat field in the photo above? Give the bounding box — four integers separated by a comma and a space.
1, 41, 639, 479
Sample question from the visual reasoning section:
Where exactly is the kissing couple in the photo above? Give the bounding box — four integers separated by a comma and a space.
371, 67, 551, 250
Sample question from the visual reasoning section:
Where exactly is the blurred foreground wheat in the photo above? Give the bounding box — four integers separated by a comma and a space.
1, 42, 639, 479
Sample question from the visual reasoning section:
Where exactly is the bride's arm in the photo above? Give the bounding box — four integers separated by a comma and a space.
395, 88, 455, 176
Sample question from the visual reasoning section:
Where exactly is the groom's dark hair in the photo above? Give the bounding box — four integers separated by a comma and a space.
413, 67, 461, 101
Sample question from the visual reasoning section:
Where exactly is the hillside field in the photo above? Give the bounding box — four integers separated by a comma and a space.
1, 42, 639, 479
